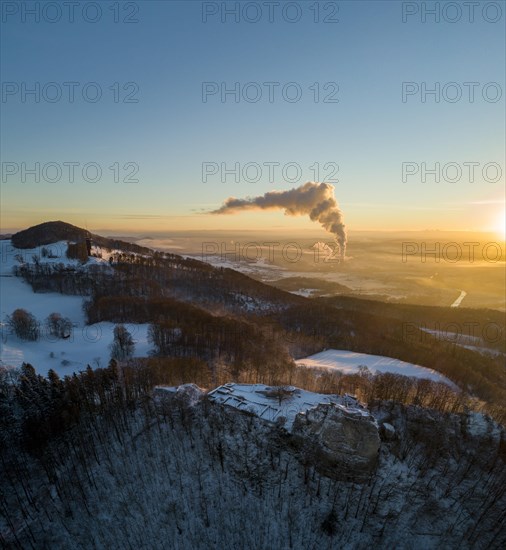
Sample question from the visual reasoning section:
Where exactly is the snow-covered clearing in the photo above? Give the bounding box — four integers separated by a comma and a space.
0, 240, 150, 377
420, 328, 482, 346
0, 240, 106, 276
420, 328, 505, 358
1, 272, 85, 324
296, 349, 456, 387
0, 321, 151, 377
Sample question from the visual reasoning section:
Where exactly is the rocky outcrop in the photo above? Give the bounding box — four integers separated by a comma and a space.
205, 383, 382, 481
154, 384, 204, 407
381, 422, 396, 440
292, 403, 380, 480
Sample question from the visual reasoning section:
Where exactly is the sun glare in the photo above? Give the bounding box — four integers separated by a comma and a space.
495, 208, 506, 240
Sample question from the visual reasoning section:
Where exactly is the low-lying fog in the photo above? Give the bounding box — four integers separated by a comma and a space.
105, 230, 506, 311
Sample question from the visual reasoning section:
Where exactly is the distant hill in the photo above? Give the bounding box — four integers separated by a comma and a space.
12, 221, 90, 248
11, 220, 151, 255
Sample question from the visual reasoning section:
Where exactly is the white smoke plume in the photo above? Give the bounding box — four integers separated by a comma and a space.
210, 182, 347, 258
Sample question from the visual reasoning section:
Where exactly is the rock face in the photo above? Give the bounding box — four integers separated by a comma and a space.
205, 384, 381, 481
154, 384, 204, 407
292, 403, 380, 480
381, 422, 396, 440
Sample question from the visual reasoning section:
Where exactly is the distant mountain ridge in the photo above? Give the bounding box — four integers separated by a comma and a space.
11, 220, 151, 255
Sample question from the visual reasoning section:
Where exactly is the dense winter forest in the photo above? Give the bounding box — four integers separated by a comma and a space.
1, 361, 505, 549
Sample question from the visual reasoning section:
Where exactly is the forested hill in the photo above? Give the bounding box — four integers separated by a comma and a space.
11, 220, 152, 255
319, 295, 505, 339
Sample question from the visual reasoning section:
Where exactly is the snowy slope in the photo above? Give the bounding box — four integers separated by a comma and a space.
0, 240, 150, 376
0, 321, 151, 377
0, 240, 106, 276
1, 271, 85, 324
296, 349, 456, 387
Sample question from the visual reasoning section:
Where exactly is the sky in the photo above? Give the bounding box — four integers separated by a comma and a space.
1, 0, 505, 236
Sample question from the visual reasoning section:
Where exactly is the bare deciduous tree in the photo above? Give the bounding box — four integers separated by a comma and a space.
8, 309, 39, 341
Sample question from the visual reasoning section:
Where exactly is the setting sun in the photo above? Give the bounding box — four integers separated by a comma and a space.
494, 208, 506, 239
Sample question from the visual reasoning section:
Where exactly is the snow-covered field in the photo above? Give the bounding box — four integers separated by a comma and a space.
0, 240, 151, 377
0, 240, 108, 276
0, 319, 151, 377
296, 349, 456, 387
